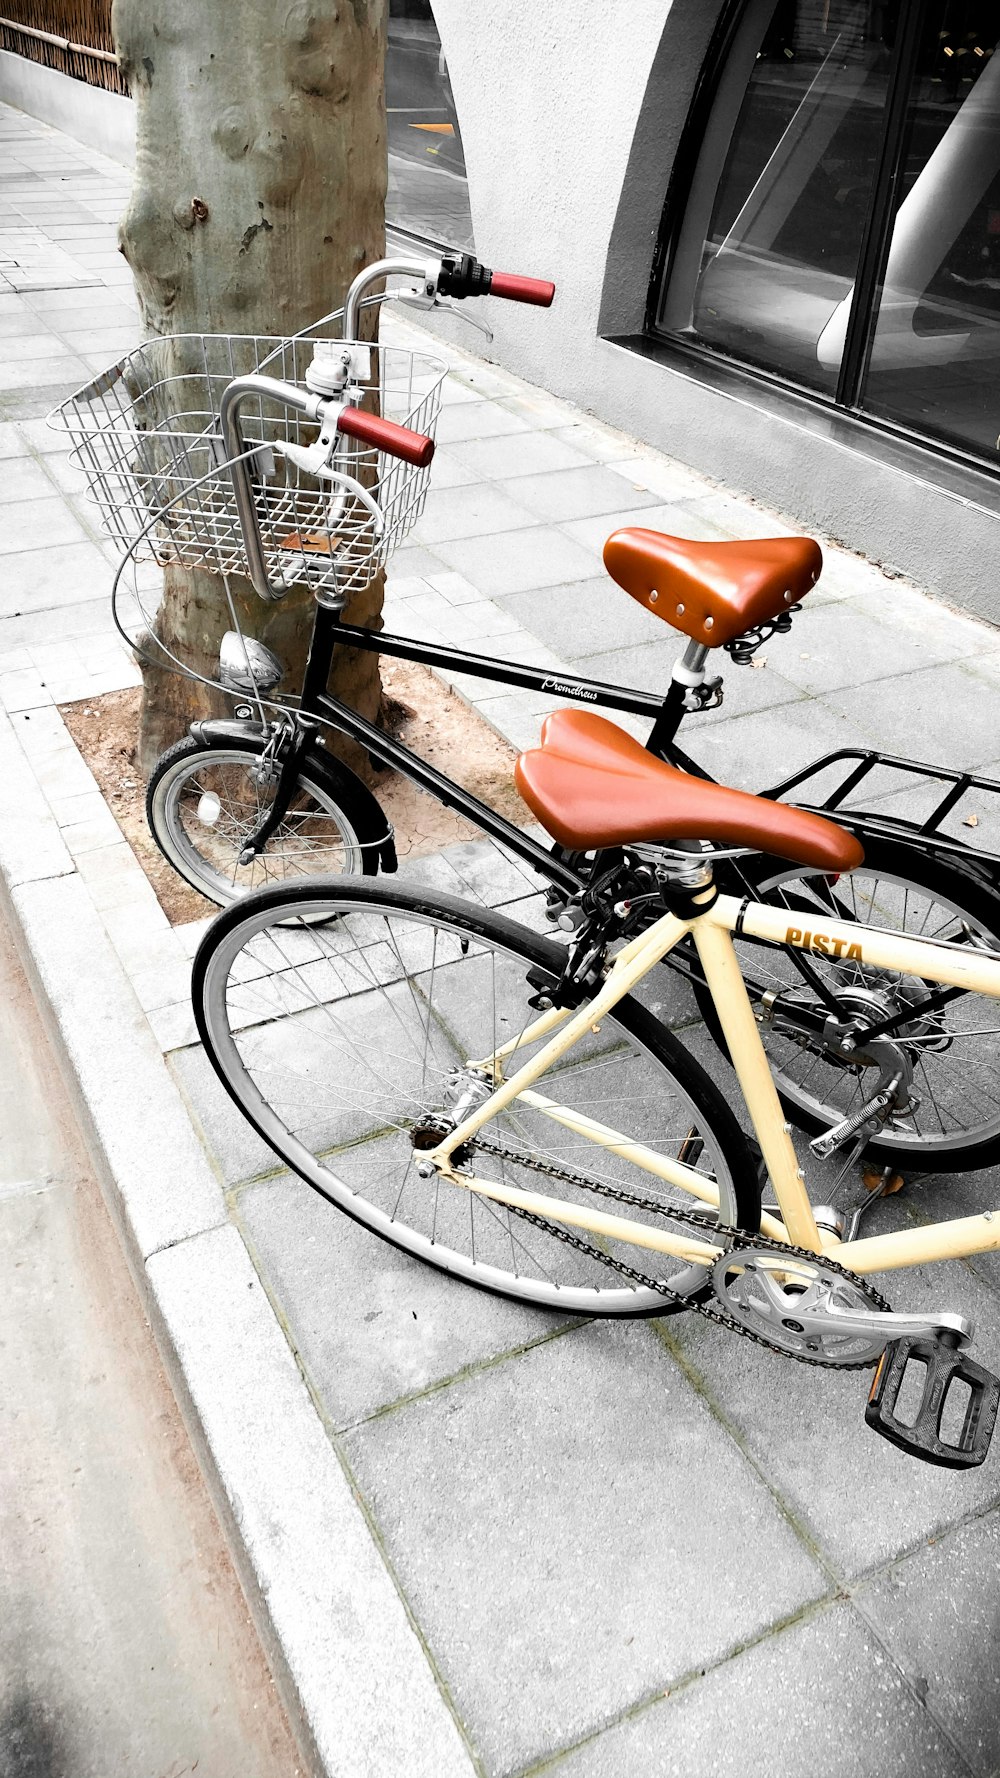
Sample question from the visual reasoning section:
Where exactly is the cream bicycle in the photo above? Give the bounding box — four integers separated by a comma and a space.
191, 705, 1000, 1470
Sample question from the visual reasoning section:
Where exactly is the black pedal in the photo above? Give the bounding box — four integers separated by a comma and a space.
866, 1336, 1000, 1469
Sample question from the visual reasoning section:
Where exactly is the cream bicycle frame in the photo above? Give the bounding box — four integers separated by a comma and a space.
424, 890, 1000, 1282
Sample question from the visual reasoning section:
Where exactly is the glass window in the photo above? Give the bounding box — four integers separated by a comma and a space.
864, 8, 1000, 459
386, 0, 474, 250
658, 0, 1000, 471
670, 1, 896, 392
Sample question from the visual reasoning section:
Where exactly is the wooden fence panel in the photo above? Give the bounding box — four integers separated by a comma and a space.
0, 0, 128, 95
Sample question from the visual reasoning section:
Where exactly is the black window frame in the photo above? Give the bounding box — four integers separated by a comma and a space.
646, 0, 1000, 484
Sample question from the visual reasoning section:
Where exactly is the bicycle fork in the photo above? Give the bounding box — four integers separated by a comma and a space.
235, 716, 318, 867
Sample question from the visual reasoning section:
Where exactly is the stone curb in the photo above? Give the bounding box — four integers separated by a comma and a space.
0, 732, 475, 1777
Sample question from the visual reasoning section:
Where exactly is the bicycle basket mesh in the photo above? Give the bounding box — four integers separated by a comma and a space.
50, 329, 447, 601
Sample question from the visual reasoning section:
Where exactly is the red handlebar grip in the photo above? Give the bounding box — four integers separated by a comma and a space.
337, 406, 435, 468
488, 272, 556, 307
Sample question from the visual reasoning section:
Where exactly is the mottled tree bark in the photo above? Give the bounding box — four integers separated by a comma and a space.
112, 0, 388, 774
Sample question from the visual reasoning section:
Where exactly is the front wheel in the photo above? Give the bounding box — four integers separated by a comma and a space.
193, 879, 761, 1315
694, 836, 1000, 1172
146, 733, 388, 907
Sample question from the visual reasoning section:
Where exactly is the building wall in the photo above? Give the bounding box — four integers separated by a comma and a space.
430, 0, 670, 387
431, 0, 1000, 624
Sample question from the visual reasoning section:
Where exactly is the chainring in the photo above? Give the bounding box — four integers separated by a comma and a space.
711, 1246, 891, 1367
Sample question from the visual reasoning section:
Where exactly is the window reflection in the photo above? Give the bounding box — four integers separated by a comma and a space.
691, 1, 893, 391
386, 0, 474, 250
666, 0, 1000, 467
865, 9, 1000, 459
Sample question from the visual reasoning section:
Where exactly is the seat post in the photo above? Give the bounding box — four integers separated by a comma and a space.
646, 640, 711, 757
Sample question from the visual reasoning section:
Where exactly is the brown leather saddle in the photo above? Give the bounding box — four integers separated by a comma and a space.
516, 709, 863, 872
603, 527, 822, 648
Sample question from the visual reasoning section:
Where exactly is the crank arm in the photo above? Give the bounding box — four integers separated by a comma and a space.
783, 1301, 973, 1349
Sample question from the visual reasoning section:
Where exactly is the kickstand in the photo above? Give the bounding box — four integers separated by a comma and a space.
838, 1160, 906, 1241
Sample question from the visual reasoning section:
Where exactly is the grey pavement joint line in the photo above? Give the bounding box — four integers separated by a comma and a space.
340, 1316, 587, 1434
513, 1493, 1000, 1777
337, 1433, 489, 1777
846, 1485, 1000, 1598
653, 1317, 842, 1585
233, 1211, 488, 1778
652, 1320, 980, 1774
513, 1594, 841, 1778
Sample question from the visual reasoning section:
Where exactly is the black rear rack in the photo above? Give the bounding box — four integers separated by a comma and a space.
766, 748, 1000, 877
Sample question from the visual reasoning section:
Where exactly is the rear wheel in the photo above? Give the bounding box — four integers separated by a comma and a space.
695, 838, 1000, 1171
146, 734, 386, 907
193, 879, 761, 1315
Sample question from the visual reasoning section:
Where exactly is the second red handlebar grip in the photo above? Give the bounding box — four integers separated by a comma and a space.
337, 405, 435, 468
488, 272, 556, 307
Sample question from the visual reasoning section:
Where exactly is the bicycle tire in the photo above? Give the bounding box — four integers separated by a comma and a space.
146, 733, 387, 906
692, 835, 1000, 1171
193, 877, 761, 1315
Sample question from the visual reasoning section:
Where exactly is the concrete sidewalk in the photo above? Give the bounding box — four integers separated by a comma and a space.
5, 98, 1000, 1778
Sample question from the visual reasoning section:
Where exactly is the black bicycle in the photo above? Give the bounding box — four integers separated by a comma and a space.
53, 248, 1000, 1179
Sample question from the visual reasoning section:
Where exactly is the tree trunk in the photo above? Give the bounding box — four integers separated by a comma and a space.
112, 0, 388, 775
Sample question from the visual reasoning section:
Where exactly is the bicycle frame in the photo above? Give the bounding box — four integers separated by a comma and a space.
283, 599, 1000, 895
420, 890, 1000, 1282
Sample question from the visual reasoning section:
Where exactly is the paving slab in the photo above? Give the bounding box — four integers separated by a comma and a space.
435, 401, 535, 445
772, 599, 984, 695
857, 1507, 1000, 1778
575, 637, 806, 722
501, 464, 664, 524
545, 1603, 970, 1778
560, 500, 705, 557
823, 659, 1000, 771
344, 1319, 828, 1776
237, 1171, 575, 1426
498, 576, 676, 660
0, 492, 88, 551
679, 693, 876, 794
409, 481, 542, 546
0, 453, 60, 502
450, 430, 594, 480
434, 525, 599, 597
0, 538, 112, 613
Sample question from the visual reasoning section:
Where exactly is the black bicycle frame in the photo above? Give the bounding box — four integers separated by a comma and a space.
289, 599, 1000, 893
296, 600, 708, 894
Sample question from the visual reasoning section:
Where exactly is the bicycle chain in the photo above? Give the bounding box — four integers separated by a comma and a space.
467, 1133, 893, 1368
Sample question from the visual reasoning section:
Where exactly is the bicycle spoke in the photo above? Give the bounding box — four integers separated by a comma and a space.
195, 884, 755, 1314
726, 852, 1000, 1164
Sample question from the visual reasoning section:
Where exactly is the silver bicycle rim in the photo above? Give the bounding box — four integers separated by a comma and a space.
744, 862, 1000, 1158
198, 891, 744, 1313
152, 746, 365, 905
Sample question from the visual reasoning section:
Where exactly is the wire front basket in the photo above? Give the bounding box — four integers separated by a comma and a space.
50, 328, 448, 602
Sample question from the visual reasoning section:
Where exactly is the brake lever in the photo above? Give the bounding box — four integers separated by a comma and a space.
272, 436, 336, 478
437, 300, 494, 342
271, 441, 385, 537
396, 292, 494, 343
